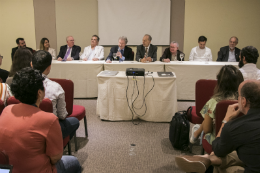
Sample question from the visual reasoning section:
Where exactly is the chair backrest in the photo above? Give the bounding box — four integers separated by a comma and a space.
195, 79, 218, 117
0, 150, 9, 165
0, 100, 5, 115
49, 78, 74, 115
132, 51, 134, 60
215, 100, 244, 135
6, 96, 53, 113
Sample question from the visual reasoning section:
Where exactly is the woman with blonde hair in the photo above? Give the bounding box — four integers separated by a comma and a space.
39, 37, 56, 59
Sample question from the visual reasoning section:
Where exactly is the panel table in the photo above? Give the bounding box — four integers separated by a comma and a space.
48, 60, 104, 98
165, 61, 238, 100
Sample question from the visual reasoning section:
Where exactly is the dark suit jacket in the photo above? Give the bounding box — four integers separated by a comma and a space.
106, 46, 133, 61
57, 45, 81, 60
217, 46, 240, 62
136, 44, 157, 62
0, 68, 9, 83
11, 47, 34, 61
160, 48, 185, 61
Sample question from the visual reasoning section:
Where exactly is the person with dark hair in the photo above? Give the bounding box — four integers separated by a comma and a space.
6, 48, 33, 85
39, 37, 56, 59
217, 36, 240, 62
0, 67, 81, 173
106, 36, 133, 62
238, 46, 260, 80
136, 34, 157, 62
57, 36, 81, 61
189, 35, 212, 61
80, 35, 104, 61
190, 65, 244, 145
11, 37, 34, 61
32, 50, 79, 140
175, 80, 260, 173
0, 54, 9, 83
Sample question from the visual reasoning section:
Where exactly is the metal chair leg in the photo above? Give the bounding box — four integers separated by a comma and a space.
84, 116, 88, 137
74, 134, 78, 151
67, 141, 72, 155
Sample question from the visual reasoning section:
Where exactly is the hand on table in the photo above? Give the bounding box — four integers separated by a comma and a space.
57, 57, 63, 61
92, 58, 99, 61
141, 58, 147, 63
146, 57, 152, 62
67, 57, 73, 61
106, 60, 112, 63
163, 59, 170, 63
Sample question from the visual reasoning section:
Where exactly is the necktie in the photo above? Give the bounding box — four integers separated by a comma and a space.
145, 47, 148, 57
120, 49, 124, 56
64, 47, 71, 60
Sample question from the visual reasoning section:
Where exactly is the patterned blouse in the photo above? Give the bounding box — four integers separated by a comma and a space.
0, 83, 12, 105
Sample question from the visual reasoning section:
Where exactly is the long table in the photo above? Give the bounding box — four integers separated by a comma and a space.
104, 61, 165, 72
96, 71, 177, 122
165, 61, 239, 100
48, 60, 103, 98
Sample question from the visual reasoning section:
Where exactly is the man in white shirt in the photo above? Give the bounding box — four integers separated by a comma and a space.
189, 36, 212, 61
80, 35, 104, 61
239, 46, 260, 80
32, 50, 79, 139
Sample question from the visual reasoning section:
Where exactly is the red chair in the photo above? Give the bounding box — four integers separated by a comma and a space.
50, 78, 88, 151
6, 96, 72, 155
187, 79, 218, 124
202, 100, 241, 154
0, 150, 9, 165
0, 100, 4, 115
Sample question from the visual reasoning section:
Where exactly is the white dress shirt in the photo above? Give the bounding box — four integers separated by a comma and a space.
228, 48, 236, 62
239, 63, 260, 81
48, 48, 56, 60
80, 45, 104, 60
189, 46, 212, 61
43, 74, 68, 119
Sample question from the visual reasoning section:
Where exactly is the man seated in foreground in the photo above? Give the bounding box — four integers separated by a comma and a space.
239, 46, 260, 80
160, 41, 185, 62
0, 67, 81, 173
217, 36, 240, 62
136, 34, 157, 62
175, 80, 260, 173
106, 36, 133, 62
32, 50, 79, 140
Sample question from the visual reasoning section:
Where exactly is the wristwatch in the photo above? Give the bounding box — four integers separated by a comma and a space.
222, 120, 228, 124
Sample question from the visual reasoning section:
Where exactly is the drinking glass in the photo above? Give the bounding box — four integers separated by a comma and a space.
113, 53, 117, 60
180, 53, 184, 62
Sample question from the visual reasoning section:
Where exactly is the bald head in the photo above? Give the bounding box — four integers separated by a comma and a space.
239, 80, 260, 109
66, 36, 74, 48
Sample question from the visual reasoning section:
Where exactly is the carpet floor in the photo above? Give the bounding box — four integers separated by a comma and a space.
66, 99, 202, 173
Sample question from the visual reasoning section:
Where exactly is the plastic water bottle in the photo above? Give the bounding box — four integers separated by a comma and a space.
129, 144, 136, 156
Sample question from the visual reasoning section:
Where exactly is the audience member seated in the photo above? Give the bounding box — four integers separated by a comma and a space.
39, 37, 56, 59
175, 80, 260, 173
6, 48, 32, 85
106, 36, 133, 63
189, 36, 212, 61
136, 34, 157, 63
11, 38, 33, 61
0, 82, 12, 105
0, 67, 81, 173
239, 46, 260, 80
217, 36, 240, 62
32, 50, 79, 140
190, 65, 244, 145
57, 36, 81, 61
0, 54, 9, 83
160, 41, 185, 62
80, 35, 104, 61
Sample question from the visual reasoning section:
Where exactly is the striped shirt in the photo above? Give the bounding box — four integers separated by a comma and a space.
0, 83, 12, 105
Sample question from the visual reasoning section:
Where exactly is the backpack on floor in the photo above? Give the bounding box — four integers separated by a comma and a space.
169, 111, 190, 151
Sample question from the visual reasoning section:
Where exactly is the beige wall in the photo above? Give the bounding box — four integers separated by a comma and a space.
184, 0, 260, 68
55, 0, 98, 54
0, 0, 36, 71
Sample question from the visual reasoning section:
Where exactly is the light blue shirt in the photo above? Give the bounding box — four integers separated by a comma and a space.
228, 48, 236, 62
119, 48, 125, 61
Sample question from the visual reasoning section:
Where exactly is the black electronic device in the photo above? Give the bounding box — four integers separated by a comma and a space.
126, 68, 145, 76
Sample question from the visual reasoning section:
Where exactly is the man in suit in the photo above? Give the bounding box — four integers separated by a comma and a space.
160, 41, 185, 62
217, 36, 240, 62
80, 35, 104, 61
136, 34, 157, 62
106, 36, 133, 63
57, 36, 81, 61
11, 38, 33, 61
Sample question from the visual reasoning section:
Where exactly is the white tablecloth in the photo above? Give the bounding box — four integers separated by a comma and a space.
104, 61, 165, 72
165, 61, 239, 100
96, 71, 177, 122
48, 60, 104, 98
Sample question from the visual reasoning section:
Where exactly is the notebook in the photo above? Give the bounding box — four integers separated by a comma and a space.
157, 72, 174, 77
99, 71, 119, 76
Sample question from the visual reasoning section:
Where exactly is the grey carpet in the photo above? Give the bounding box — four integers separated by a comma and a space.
66, 99, 201, 173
